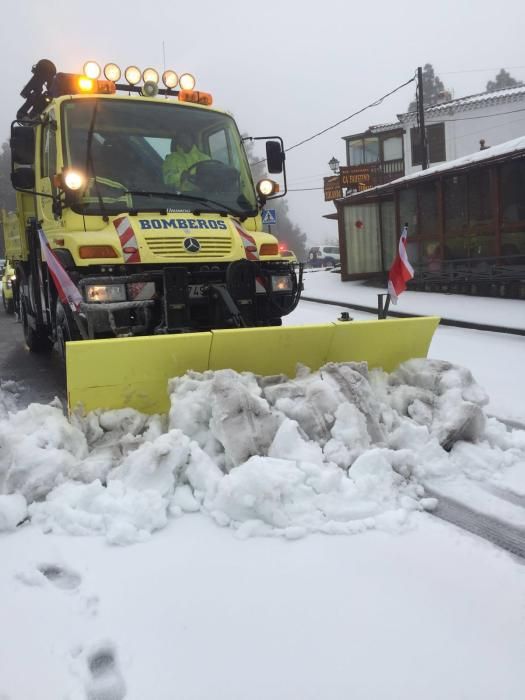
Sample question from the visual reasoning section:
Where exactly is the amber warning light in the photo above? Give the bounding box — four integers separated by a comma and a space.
178, 90, 213, 106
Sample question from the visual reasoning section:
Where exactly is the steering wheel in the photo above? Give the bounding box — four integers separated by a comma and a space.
181, 160, 239, 191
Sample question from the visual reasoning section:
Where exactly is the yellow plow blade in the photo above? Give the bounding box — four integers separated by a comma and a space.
67, 316, 440, 415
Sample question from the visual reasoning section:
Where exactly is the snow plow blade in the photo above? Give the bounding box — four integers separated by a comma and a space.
66, 316, 440, 415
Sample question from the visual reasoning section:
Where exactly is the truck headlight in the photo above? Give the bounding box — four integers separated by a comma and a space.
85, 284, 126, 303
271, 275, 293, 292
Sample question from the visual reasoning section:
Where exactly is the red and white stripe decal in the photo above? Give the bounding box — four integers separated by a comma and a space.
113, 216, 141, 263
232, 220, 259, 261
38, 229, 83, 313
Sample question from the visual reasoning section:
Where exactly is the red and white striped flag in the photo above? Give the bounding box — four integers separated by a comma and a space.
38, 229, 83, 313
388, 224, 414, 304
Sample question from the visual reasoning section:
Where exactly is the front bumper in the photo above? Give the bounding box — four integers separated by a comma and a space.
73, 261, 302, 338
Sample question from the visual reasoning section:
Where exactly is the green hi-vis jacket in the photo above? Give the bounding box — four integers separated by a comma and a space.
163, 146, 210, 188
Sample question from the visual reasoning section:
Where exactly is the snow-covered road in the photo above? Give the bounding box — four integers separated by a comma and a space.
1, 280, 525, 700
2, 514, 524, 700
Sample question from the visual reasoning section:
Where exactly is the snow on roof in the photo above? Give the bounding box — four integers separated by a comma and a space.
400, 85, 525, 121
342, 122, 402, 140
368, 122, 402, 134
339, 135, 525, 200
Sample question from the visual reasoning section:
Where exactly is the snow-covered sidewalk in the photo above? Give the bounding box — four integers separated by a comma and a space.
301, 269, 525, 330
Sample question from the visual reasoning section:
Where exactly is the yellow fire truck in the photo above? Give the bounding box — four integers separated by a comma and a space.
6, 59, 438, 414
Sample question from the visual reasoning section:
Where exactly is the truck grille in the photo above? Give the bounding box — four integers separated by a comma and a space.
144, 236, 233, 259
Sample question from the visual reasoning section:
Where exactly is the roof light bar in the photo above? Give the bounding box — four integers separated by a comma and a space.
179, 73, 196, 91
143, 67, 159, 84
104, 63, 121, 82
162, 70, 178, 89
83, 61, 101, 79
124, 65, 141, 85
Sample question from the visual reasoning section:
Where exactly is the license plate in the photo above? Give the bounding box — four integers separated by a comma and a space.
188, 284, 207, 298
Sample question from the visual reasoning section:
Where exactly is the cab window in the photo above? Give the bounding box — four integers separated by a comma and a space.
41, 115, 57, 178
208, 129, 239, 169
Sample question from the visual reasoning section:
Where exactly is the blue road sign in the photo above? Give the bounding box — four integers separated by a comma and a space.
262, 208, 277, 225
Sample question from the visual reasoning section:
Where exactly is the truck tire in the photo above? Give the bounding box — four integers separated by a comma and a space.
2, 294, 14, 315
21, 301, 53, 353
55, 300, 80, 362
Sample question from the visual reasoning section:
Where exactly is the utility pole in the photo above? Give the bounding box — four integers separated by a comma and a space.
417, 66, 429, 170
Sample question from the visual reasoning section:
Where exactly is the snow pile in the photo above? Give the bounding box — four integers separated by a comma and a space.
0, 379, 21, 419
1, 359, 524, 544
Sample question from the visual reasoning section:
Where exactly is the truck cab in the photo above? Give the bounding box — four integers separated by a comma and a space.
7, 60, 301, 354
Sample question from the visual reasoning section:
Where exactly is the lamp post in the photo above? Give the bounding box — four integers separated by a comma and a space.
328, 156, 340, 174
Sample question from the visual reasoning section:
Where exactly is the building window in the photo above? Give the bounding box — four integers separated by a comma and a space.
418, 181, 439, 237
427, 124, 446, 163
399, 188, 418, 234
501, 160, 525, 223
444, 174, 467, 233
411, 123, 446, 166
468, 168, 492, 223
348, 137, 379, 166
382, 136, 403, 162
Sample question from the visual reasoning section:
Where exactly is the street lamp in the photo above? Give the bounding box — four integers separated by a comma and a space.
328, 156, 340, 174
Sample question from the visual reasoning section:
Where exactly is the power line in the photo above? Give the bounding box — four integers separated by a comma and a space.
288, 186, 324, 191
250, 74, 416, 166
285, 75, 416, 153
441, 65, 525, 75
288, 109, 525, 186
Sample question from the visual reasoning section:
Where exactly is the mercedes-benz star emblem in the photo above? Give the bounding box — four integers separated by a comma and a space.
184, 237, 201, 253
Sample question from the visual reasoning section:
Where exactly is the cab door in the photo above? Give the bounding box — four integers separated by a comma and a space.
37, 111, 62, 235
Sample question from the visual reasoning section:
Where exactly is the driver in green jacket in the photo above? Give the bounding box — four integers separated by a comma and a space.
163, 132, 210, 189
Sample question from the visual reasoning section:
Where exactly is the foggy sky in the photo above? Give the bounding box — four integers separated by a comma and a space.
2, 0, 524, 246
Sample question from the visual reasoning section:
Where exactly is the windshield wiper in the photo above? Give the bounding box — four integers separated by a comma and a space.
125, 190, 256, 220
84, 100, 109, 222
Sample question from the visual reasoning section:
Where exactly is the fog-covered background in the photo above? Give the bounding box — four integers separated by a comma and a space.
1, 0, 524, 247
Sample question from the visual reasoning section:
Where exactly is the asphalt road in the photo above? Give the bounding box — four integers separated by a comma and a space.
0, 306, 66, 409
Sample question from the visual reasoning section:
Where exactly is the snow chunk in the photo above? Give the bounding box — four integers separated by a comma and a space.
388, 359, 487, 449
0, 493, 27, 531
0, 403, 88, 501
29, 480, 168, 545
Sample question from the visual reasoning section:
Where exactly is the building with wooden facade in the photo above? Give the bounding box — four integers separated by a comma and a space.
335, 136, 525, 299
337, 85, 525, 192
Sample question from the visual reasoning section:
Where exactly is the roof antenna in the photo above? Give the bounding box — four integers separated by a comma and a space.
162, 41, 166, 73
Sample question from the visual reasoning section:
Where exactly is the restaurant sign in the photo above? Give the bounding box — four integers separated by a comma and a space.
339, 165, 377, 190
323, 176, 342, 202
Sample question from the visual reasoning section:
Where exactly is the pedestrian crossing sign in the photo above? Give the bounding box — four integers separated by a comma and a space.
262, 208, 277, 225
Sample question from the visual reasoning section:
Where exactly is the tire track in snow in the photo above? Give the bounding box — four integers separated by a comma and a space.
425, 482, 525, 559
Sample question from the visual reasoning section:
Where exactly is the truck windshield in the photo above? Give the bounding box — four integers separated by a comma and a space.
61, 98, 258, 217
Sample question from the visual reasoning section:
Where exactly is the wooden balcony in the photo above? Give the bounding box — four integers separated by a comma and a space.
340, 159, 405, 190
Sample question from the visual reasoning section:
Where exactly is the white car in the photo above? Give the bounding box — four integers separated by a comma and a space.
308, 246, 340, 267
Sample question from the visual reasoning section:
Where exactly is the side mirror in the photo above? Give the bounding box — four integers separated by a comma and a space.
266, 141, 284, 174
11, 167, 35, 190
10, 126, 35, 166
